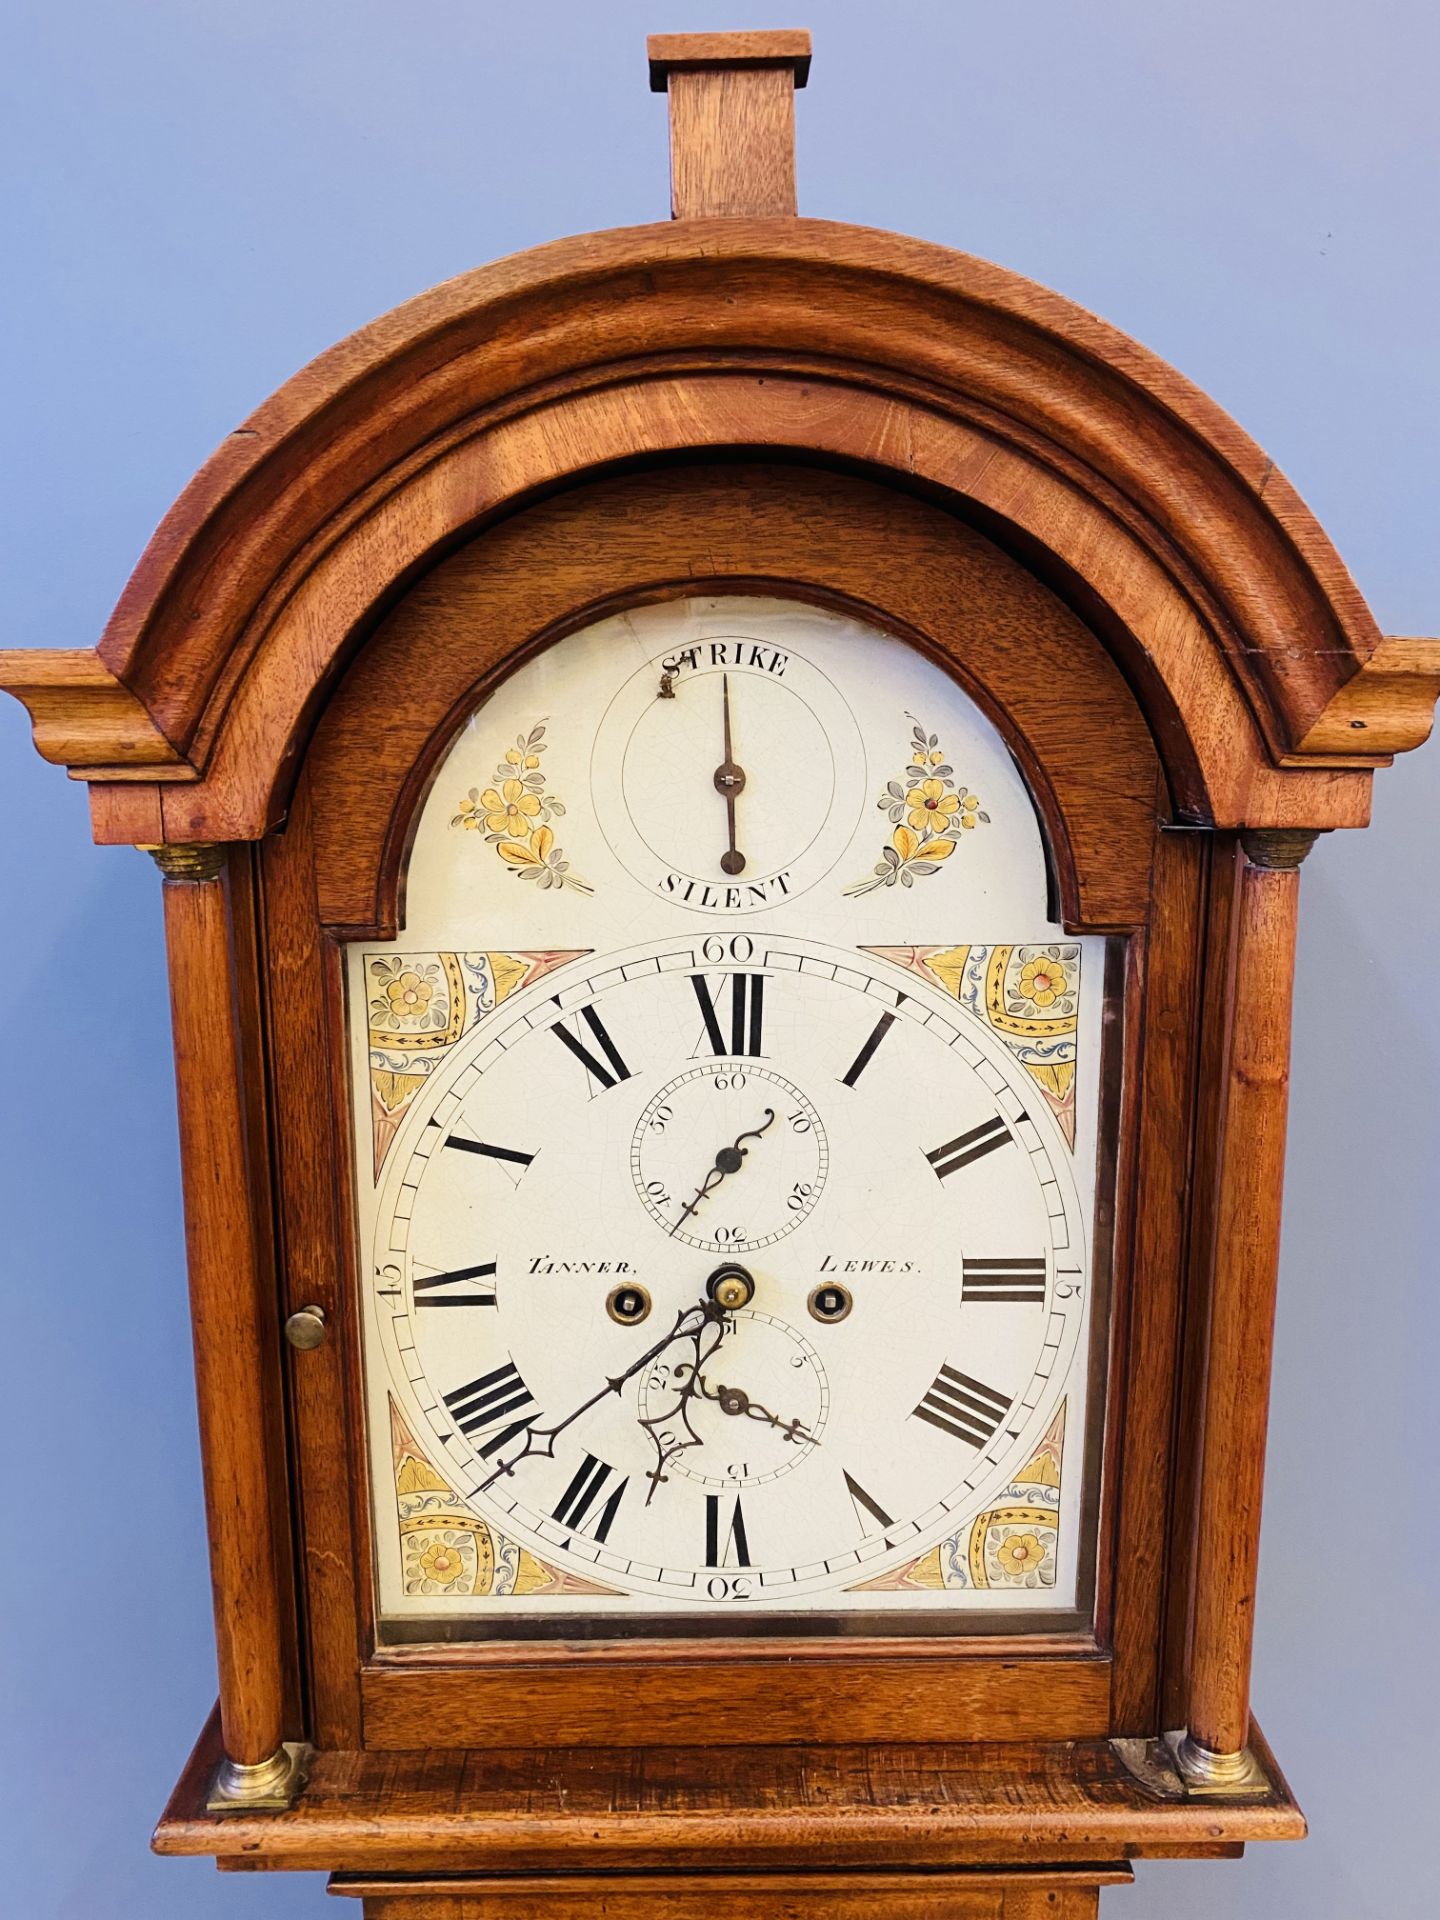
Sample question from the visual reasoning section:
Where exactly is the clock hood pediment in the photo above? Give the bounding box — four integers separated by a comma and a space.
3, 221, 1436, 847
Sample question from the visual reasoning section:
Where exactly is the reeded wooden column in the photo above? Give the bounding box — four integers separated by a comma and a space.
152, 843, 300, 1810
1175, 828, 1318, 1791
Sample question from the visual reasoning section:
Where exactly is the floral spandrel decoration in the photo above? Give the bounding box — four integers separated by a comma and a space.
1008, 945, 1077, 1019
451, 722, 592, 894
844, 718, 990, 895
368, 957, 449, 1034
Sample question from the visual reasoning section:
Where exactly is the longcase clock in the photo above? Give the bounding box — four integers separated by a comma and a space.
4, 29, 1437, 1920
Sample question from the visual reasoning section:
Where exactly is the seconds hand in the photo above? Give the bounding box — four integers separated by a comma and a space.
713, 672, 747, 876
668, 1109, 776, 1237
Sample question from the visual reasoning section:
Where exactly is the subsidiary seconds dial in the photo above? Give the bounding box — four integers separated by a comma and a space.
631, 1062, 828, 1251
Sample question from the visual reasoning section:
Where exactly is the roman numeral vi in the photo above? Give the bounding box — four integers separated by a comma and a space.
704, 1493, 752, 1567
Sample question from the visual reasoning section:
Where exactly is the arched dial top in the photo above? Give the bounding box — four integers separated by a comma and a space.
350, 595, 1106, 1631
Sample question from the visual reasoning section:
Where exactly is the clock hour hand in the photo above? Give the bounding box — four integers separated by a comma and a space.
713, 672, 747, 876
701, 1376, 820, 1450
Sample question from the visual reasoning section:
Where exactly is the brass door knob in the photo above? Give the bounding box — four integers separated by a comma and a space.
284, 1304, 327, 1351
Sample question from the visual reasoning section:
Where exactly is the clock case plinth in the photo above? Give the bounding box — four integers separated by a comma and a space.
5, 27, 1436, 1916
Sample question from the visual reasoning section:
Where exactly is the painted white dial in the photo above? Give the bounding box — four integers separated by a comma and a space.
369, 936, 1085, 1608
353, 592, 1103, 1630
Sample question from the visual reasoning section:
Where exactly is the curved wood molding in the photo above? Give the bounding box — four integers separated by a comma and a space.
1, 220, 1432, 836
298, 464, 1166, 935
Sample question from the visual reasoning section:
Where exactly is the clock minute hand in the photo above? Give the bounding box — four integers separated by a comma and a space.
478, 1293, 721, 1492
713, 672, 747, 877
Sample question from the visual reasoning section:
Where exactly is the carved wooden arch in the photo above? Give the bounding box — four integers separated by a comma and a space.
296, 462, 1166, 936
4, 221, 1437, 844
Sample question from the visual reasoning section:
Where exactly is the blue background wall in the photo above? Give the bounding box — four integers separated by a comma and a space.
3, 5, 1436, 1914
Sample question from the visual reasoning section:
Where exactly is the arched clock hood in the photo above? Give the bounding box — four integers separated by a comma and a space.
3, 220, 1437, 843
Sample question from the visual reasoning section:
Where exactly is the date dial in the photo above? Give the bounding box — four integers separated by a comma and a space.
631, 1065, 828, 1251
637, 1308, 829, 1490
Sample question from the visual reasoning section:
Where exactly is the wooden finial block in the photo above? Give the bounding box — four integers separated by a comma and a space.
647, 29, 811, 219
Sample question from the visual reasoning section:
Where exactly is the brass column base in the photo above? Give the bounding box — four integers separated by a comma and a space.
206, 1740, 311, 1813
1166, 1729, 1271, 1798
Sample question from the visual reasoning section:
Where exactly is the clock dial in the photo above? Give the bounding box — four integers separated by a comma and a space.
352, 595, 1106, 1629
366, 936, 1087, 1611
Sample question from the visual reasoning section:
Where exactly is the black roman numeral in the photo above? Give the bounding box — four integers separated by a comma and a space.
925, 1115, 1013, 1180
413, 1260, 498, 1308
843, 1470, 895, 1536
443, 1360, 538, 1458
961, 1256, 1047, 1305
691, 972, 765, 1057
841, 1004, 901, 1087
912, 1365, 1012, 1449
435, 1122, 535, 1171
550, 1000, 633, 1093
704, 1492, 752, 1567
551, 1453, 628, 1544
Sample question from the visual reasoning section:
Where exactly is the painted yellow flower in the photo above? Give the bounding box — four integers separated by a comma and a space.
995, 1531, 1047, 1577
504, 747, 541, 771
482, 780, 542, 836
419, 1540, 466, 1586
907, 778, 961, 832
1019, 956, 1069, 1007
385, 970, 434, 1020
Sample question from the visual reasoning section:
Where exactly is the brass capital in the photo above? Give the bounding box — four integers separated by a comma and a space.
141, 843, 228, 882
1240, 827, 1323, 871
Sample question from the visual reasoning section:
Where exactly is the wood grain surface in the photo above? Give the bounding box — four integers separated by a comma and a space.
1184, 847, 1306, 1755
153, 1707, 1303, 1874
329, 1866, 1122, 1920
161, 860, 289, 1767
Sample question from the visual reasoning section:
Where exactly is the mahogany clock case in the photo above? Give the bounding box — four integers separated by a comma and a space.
238, 457, 1199, 1753
7, 26, 1438, 1911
